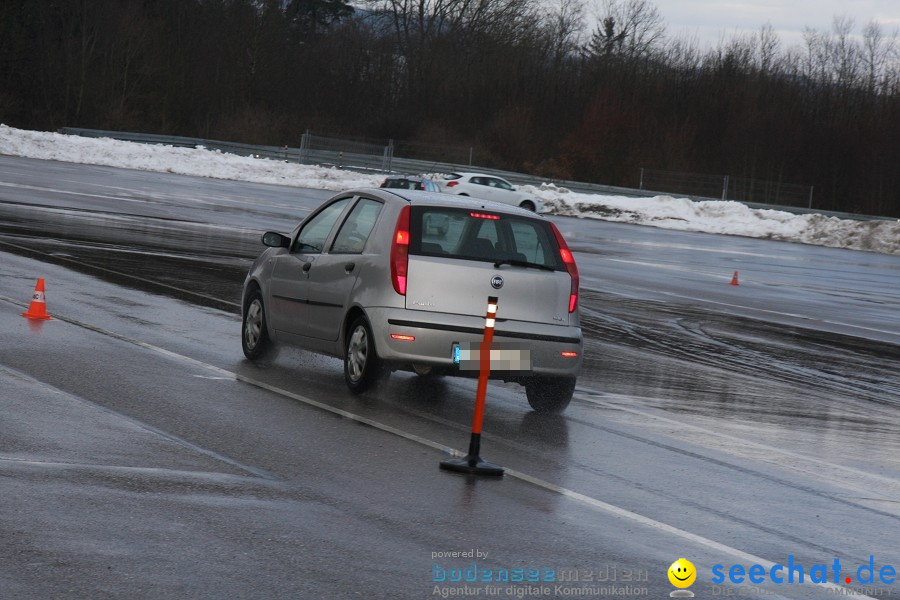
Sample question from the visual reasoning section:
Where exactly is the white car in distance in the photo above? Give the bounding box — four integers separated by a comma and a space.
438, 172, 542, 212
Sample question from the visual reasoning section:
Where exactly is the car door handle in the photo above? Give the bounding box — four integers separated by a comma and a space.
302, 262, 312, 272
344, 262, 356, 273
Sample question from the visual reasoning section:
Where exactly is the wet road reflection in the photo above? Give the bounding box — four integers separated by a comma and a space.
2, 181, 898, 449
2, 158, 900, 597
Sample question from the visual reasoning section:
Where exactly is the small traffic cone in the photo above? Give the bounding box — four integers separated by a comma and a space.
730, 271, 740, 286
22, 278, 52, 320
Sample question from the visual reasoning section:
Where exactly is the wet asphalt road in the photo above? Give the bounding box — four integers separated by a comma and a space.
1, 155, 899, 599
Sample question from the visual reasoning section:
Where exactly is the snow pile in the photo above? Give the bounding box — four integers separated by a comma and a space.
0, 125, 383, 190
534, 187, 900, 255
1, 125, 897, 255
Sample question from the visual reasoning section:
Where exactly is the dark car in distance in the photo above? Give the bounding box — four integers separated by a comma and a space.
380, 175, 441, 193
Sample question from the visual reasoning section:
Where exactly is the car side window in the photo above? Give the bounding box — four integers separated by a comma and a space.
330, 198, 384, 254
475, 219, 500, 245
294, 197, 352, 253
509, 221, 551, 266
496, 179, 513, 191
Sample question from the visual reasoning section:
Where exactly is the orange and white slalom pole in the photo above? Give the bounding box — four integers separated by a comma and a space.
22, 278, 52, 320
440, 296, 504, 476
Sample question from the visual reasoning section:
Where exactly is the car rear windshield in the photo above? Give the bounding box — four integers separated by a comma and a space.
383, 178, 423, 190
409, 206, 563, 271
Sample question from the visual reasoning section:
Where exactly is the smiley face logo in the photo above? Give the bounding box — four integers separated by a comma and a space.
668, 558, 697, 588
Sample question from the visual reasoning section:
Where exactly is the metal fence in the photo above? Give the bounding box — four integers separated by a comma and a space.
639, 168, 814, 209
59, 127, 478, 175
391, 139, 473, 166
60, 127, 848, 216
298, 132, 393, 171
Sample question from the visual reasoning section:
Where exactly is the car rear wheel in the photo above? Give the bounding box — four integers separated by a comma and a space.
525, 377, 576, 413
344, 316, 384, 393
242, 290, 272, 359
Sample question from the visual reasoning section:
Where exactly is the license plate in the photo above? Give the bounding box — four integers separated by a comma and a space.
451, 342, 531, 371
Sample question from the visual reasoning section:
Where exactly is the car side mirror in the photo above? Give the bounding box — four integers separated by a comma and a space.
261, 231, 290, 248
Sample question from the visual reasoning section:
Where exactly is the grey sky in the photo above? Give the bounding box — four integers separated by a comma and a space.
646, 0, 900, 48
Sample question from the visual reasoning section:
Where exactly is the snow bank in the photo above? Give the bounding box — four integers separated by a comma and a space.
1, 125, 897, 255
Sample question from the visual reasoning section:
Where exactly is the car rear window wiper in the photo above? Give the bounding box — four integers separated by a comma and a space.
493, 258, 555, 271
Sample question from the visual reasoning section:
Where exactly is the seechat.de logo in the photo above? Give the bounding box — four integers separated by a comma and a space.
668, 558, 696, 598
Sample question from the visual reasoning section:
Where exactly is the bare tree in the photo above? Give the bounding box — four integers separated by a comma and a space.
801, 26, 831, 83
664, 34, 702, 72
830, 16, 860, 86
368, 0, 538, 51
584, 0, 665, 61
708, 32, 755, 74
756, 23, 780, 73
544, 0, 586, 65
862, 20, 898, 93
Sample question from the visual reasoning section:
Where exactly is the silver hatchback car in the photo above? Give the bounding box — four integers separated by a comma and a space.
241, 188, 583, 412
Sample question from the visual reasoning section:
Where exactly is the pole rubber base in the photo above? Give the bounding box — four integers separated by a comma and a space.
440, 455, 504, 476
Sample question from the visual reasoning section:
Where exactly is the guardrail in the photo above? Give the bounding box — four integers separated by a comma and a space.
59, 127, 640, 194
58, 127, 885, 221
639, 168, 814, 209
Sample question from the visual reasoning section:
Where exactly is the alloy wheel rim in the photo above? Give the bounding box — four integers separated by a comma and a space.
245, 300, 263, 349
347, 325, 368, 381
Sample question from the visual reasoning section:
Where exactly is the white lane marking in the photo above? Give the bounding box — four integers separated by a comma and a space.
0, 180, 146, 203
576, 391, 900, 496
0, 455, 277, 482
0, 180, 318, 213
0, 361, 278, 481
0, 299, 875, 599
0, 238, 240, 308
655, 290, 900, 338
581, 279, 899, 339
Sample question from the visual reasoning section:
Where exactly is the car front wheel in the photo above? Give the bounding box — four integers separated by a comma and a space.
344, 316, 384, 393
525, 377, 576, 413
242, 290, 272, 359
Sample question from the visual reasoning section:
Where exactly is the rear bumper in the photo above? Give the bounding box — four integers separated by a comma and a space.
366, 307, 583, 379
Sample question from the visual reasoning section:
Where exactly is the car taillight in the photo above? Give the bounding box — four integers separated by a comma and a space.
447, 181, 459, 187
550, 223, 579, 313
390, 205, 411, 295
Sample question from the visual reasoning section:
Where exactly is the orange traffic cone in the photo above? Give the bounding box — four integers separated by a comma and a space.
22, 278, 52, 320
730, 271, 740, 286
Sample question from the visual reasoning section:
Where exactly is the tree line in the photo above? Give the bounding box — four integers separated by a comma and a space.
1, 0, 898, 216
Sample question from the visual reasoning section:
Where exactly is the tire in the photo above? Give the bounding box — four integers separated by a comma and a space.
242, 290, 272, 359
344, 316, 384, 393
519, 200, 536, 212
525, 377, 576, 413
